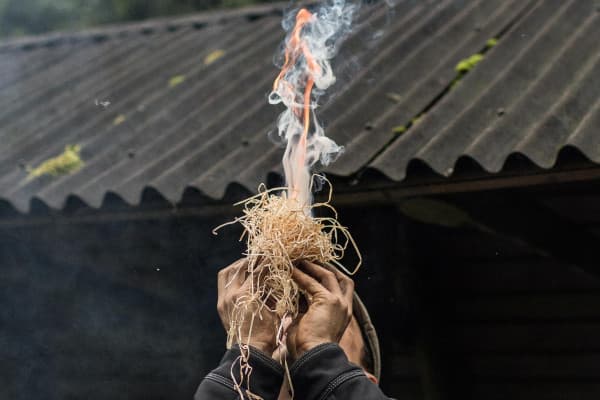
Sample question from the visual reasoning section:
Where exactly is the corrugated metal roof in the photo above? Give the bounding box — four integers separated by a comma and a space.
370, 0, 600, 180
0, 0, 598, 212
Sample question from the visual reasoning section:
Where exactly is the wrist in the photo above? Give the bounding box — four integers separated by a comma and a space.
243, 339, 276, 355
296, 340, 330, 358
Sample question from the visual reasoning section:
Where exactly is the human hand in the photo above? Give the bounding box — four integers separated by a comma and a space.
217, 259, 278, 354
286, 261, 354, 360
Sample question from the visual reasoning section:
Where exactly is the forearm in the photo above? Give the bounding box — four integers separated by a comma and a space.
290, 343, 392, 400
195, 345, 284, 400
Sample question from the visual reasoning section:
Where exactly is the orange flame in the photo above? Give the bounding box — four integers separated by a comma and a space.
273, 9, 321, 200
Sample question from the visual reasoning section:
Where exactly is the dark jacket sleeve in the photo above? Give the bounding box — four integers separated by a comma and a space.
194, 345, 284, 400
289, 343, 392, 400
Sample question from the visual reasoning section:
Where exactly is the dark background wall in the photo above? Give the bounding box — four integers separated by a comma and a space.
0, 202, 403, 399
2, 194, 599, 400
396, 194, 600, 400
0, 212, 231, 399
0, 209, 243, 399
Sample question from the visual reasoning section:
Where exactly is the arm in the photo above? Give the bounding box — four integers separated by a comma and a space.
286, 262, 393, 400
195, 259, 283, 400
290, 343, 391, 400
194, 345, 283, 400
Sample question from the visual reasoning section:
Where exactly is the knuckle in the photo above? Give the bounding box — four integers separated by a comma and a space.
332, 296, 343, 307
340, 297, 351, 312
345, 275, 354, 286
324, 270, 335, 280
345, 305, 352, 319
220, 296, 231, 309
323, 293, 336, 304
341, 281, 353, 294
340, 297, 349, 309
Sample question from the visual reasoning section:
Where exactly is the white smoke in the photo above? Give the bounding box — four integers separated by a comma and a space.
269, 0, 359, 207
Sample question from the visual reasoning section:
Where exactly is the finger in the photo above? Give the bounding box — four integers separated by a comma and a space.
292, 267, 328, 297
318, 263, 354, 319
344, 279, 354, 316
239, 263, 269, 296
323, 262, 354, 300
218, 259, 246, 294
217, 265, 231, 296
299, 261, 342, 296
332, 267, 355, 310
230, 258, 248, 285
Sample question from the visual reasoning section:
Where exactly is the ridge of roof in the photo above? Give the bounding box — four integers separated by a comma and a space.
0, 2, 287, 53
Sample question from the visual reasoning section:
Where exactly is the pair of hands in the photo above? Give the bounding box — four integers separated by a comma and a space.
217, 259, 354, 360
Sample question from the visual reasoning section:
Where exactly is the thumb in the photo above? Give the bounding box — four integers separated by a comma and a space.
292, 267, 327, 297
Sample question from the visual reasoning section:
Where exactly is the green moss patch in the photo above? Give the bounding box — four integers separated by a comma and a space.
28, 145, 84, 179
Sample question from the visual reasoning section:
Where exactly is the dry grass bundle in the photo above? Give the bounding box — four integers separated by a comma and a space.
213, 181, 360, 398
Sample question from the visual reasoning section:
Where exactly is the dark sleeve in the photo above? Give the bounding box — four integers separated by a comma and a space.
194, 345, 284, 400
289, 343, 392, 400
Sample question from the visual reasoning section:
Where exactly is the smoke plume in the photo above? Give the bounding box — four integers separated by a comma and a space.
269, 0, 359, 208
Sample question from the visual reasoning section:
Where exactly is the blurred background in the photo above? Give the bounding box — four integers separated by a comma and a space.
0, 0, 275, 38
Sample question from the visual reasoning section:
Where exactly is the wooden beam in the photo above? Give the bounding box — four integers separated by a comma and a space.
332, 166, 600, 208
2, 165, 600, 227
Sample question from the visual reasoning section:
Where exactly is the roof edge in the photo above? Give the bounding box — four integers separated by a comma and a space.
0, 2, 289, 53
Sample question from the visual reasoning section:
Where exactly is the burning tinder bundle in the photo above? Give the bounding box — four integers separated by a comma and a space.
216, 182, 360, 348
214, 0, 360, 397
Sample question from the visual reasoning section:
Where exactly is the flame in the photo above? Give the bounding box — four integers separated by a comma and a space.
270, 1, 356, 208
272, 9, 321, 203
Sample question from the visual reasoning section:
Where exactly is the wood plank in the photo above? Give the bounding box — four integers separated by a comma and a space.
433, 260, 600, 292
333, 166, 600, 207
414, 226, 537, 260
442, 322, 600, 352
540, 195, 600, 225
447, 292, 600, 320
449, 193, 600, 277
463, 353, 600, 378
